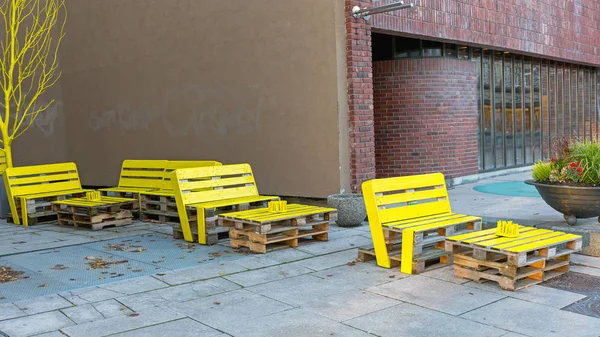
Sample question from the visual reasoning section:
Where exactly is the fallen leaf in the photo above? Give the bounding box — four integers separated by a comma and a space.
347, 261, 356, 266
213, 302, 221, 305
355, 257, 363, 263
127, 313, 140, 317
326, 274, 333, 277
132, 270, 143, 273
156, 273, 166, 276
12, 241, 26, 244
39, 283, 48, 287
218, 271, 224, 275
85, 256, 96, 260
69, 278, 76, 281
0, 296, 5, 300
389, 275, 396, 278
0, 266, 24, 283
51, 264, 68, 271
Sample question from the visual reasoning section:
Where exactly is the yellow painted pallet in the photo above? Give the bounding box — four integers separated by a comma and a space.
219, 204, 337, 234
444, 226, 582, 267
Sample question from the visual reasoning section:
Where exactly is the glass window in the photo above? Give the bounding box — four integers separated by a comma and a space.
458, 46, 469, 60
394, 37, 420, 58
422, 40, 442, 57
494, 51, 505, 168
444, 43, 457, 58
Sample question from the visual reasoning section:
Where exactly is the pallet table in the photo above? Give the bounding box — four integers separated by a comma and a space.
51, 195, 137, 230
218, 204, 337, 254
444, 226, 582, 291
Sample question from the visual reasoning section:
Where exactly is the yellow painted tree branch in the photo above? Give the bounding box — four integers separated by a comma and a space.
0, 0, 66, 168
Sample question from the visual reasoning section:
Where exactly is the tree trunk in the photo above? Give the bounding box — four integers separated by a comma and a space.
3, 142, 13, 169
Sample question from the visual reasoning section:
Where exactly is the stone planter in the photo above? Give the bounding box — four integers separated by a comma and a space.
327, 194, 366, 227
525, 179, 600, 225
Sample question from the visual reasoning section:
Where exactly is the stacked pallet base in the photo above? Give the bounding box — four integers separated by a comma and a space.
359, 221, 480, 274
52, 200, 135, 231
220, 207, 336, 254
445, 238, 582, 291
139, 195, 271, 244
9, 192, 88, 225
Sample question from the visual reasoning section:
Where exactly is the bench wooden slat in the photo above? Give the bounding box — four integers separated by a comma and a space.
385, 213, 467, 229
493, 232, 565, 250
472, 229, 552, 247
379, 200, 451, 223
505, 234, 582, 252
375, 188, 448, 206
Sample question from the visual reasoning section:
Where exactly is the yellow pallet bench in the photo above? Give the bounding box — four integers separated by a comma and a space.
4, 162, 91, 226
0, 149, 7, 173
172, 163, 279, 244
362, 172, 482, 274
99, 160, 222, 198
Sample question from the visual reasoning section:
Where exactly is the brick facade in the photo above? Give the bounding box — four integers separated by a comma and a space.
345, 0, 376, 192
372, 0, 600, 66
373, 58, 479, 178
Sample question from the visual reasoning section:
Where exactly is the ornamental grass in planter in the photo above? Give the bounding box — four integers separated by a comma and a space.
526, 138, 600, 225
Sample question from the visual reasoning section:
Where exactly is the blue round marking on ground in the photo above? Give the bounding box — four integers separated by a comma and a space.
473, 181, 541, 198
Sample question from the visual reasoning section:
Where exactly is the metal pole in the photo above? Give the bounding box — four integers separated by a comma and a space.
352, 2, 414, 19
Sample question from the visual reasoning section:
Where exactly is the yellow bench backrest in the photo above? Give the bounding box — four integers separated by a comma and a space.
158, 161, 223, 191
4, 162, 83, 197
171, 163, 260, 205
362, 173, 451, 226
0, 149, 6, 173
116, 160, 169, 191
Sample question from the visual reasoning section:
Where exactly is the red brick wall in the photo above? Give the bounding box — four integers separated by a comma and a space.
346, 0, 376, 193
373, 58, 479, 178
372, 0, 600, 66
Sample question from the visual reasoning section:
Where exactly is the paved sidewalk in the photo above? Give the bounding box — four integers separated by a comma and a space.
0, 172, 599, 336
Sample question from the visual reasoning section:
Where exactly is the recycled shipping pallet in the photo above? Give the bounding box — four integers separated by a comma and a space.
229, 222, 329, 254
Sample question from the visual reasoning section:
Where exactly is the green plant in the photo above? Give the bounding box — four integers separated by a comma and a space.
567, 140, 600, 185
532, 160, 552, 182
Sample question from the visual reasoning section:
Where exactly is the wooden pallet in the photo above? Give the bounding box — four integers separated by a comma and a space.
7, 212, 57, 225
229, 222, 329, 254
56, 216, 133, 231
452, 252, 570, 291
98, 191, 140, 208
220, 208, 337, 234
358, 242, 452, 274
51, 197, 135, 231
444, 226, 582, 291
172, 225, 229, 245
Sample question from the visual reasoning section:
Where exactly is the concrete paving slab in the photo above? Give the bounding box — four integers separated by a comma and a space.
0, 302, 25, 321
59, 307, 184, 337
14, 295, 73, 315
570, 265, 600, 277
116, 278, 241, 311
141, 277, 240, 304
61, 304, 105, 324
223, 262, 313, 287
109, 318, 225, 337
247, 274, 357, 306
461, 297, 600, 337
296, 236, 373, 255
500, 333, 531, 337
98, 276, 168, 295
420, 265, 471, 284
233, 248, 314, 270
220, 308, 372, 337
311, 262, 407, 289
300, 290, 400, 321
345, 301, 507, 337
294, 249, 358, 271
0, 311, 75, 337
571, 254, 600, 268
33, 331, 71, 337
463, 282, 587, 309
153, 262, 247, 285
91, 299, 134, 318
176, 289, 292, 331
60, 287, 123, 305
327, 228, 368, 240
367, 275, 506, 315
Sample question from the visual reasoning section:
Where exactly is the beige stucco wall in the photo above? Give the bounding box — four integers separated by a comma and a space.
22, 0, 350, 198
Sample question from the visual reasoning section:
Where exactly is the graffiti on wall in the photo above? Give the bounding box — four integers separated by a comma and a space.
88, 84, 269, 137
